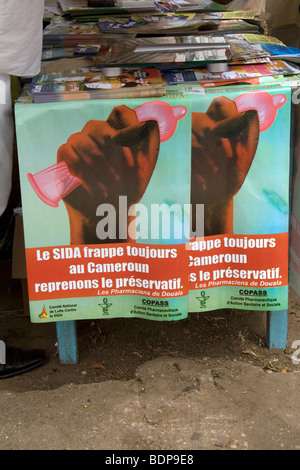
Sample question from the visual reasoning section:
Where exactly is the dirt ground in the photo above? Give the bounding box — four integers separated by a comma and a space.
0, 257, 300, 450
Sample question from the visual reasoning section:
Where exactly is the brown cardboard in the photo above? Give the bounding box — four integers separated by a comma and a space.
12, 214, 27, 279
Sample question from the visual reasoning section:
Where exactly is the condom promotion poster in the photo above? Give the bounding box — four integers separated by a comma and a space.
290, 102, 300, 296
15, 85, 291, 323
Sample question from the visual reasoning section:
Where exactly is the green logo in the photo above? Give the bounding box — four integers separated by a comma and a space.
98, 297, 112, 315
196, 291, 210, 308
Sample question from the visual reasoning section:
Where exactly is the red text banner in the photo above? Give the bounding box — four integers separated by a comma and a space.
188, 233, 289, 290
26, 243, 189, 301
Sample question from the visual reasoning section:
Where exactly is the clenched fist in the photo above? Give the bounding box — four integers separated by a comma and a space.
57, 105, 160, 244
191, 96, 260, 236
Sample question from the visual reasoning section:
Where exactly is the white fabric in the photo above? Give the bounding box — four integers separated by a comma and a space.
0, 1, 44, 216
0, 0, 44, 77
0, 74, 13, 216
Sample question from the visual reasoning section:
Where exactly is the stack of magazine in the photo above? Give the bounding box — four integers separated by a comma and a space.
18, 0, 300, 103
162, 59, 300, 87
26, 67, 167, 103
153, 0, 264, 13
96, 11, 263, 35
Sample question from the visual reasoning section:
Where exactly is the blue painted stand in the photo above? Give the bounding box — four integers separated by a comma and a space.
266, 309, 288, 349
56, 320, 78, 364
55, 309, 288, 364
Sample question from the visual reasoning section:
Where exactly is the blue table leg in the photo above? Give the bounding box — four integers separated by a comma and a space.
56, 320, 78, 364
266, 310, 288, 349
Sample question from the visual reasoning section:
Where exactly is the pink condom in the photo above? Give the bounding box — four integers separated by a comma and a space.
27, 161, 81, 207
234, 91, 287, 132
134, 100, 188, 142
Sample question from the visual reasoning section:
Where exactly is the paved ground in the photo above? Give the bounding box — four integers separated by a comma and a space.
1, 357, 300, 451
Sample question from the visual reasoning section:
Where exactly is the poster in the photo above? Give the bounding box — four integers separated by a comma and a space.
15, 85, 291, 323
290, 98, 300, 295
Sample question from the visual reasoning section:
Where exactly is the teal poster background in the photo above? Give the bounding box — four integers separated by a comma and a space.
16, 97, 192, 248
